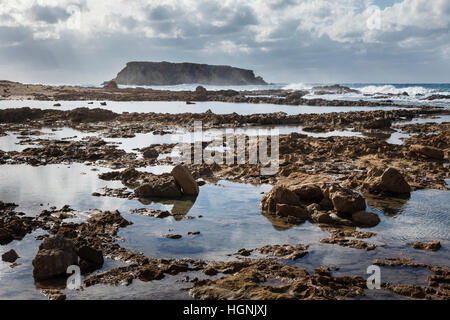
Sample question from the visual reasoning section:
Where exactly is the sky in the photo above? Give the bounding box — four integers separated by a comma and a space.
0, 0, 449, 85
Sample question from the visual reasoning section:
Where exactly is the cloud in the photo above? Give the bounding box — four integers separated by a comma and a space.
0, 0, 448, 83
30, 4, 71, 24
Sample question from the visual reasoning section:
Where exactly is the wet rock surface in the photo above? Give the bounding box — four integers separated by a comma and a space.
191, 260, 367, 300
0, 92, 449, 300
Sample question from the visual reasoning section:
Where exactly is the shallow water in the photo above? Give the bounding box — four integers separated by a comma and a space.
0, 100, 412, 116
0, 162, 448, 299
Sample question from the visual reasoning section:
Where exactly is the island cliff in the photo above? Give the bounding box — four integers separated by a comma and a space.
112, 61, 267, 86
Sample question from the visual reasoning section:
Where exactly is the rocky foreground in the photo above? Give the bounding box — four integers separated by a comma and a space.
0, 104, 449, 300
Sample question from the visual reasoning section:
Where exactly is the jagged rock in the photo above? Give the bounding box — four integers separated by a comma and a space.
32, 236, 78, 281
410, 145, 444, 160
363, 167, 411, 195
2, 249, 19, 263
171, 165, 199, 196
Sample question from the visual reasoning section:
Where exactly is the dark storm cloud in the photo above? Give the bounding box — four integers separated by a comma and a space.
0, 0, 449, 84
30, 4, 71, 24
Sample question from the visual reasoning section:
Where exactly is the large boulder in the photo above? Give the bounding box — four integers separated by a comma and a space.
134, 174, 182, 198
410, 145, 444, 160
32, 236, 78, 281
363, 167, 411, 195
171, 165, 199, 196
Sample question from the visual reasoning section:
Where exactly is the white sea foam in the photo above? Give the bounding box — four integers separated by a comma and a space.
356, 85, 435, 96
282, 82, 312, 91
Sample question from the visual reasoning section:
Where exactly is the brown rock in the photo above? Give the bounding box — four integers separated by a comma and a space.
32, 236, 78, 281
410, 145, 444, 160
142, 148, 159, 159
76, 246, 104, 266
0, 227, 13, 245
2, 249, 19, 263
137, 264, 165, 282
134, 174, 182, 198
171, 165, 199, 196
292, 184, 324, 203
363, 118, 391, 129
351, 211, 380, 228
330, 188, 366, 215
412, 241, 441, 252
363, 167, 411, 195
275, 204, 310, 219
261, 185, 300, 212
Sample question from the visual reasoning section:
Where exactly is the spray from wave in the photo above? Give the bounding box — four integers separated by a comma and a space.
356, 85, 435, 96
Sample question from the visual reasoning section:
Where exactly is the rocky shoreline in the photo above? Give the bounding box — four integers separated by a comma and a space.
0, 81, 440, 107
0, 99, 449, 300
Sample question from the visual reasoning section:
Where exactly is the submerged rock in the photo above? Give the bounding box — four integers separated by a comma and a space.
412, 241, 441, 252
32, 236, 78, 281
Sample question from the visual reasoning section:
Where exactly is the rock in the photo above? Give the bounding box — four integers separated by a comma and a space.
2, 249, 19, 263
363, 118, 391, 129
134, 174, 182, 198
351, 211, 380, 228
0, 227, 13, 245
103, 80, 118, 89
171, 165, 199, 196
112, 61, 268, 86
363, 167, 411, 195
410, 145, 444, 160
292, 184, 324, 203
163, 234, 182, 239
275, 204, 310, 219
329, 187, 366, 215
142, 148, 159, 159
76, 246, 104, 270
285, 91, 308, 102
412, 241, 441, 252
137, 264, 165, 281
41, 289, 66, 300
261, 185, 300, 213
32, 236, 78, 281
236, 248, 252, 256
